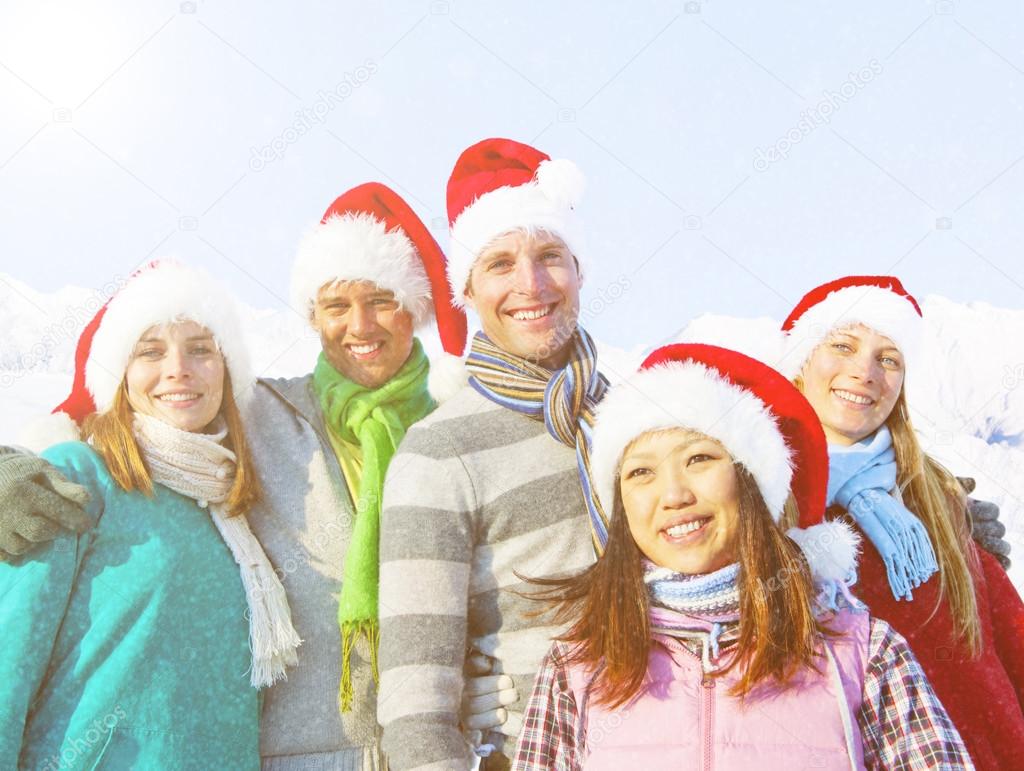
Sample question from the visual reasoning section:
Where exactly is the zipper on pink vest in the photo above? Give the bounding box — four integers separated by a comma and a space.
700, 675, 715, 771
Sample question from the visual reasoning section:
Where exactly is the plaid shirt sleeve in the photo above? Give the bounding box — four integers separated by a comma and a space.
511, 642, 581, 771
858, 617, 975, 770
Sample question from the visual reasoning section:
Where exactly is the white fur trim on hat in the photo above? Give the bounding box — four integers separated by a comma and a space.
85, 261, 253, 413
291, 212, 432, 326
787, 519, 861, 584
448, 158, 586, 307
590, 361, 794, 521
16, 411, 82, 453
779, 285, 922, 379
427, 351, 469, 403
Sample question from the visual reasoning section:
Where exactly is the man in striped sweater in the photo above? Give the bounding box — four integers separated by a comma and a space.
378, 138, 606, 770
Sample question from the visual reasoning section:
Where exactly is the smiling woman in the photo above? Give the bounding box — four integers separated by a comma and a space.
796, 324, 905, 446
124, 321, 226, 432
618, 430, 741, 576
512, 343, 972, 770
0, 260, 297, 770
781, 275, 1024, 770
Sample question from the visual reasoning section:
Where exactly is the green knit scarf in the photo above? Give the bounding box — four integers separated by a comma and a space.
312, 338, 435, 712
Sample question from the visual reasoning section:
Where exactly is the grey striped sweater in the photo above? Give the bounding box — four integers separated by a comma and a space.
377, 385, 596, 770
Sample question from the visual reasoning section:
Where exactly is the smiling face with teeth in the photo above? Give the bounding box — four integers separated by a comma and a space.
464, 229, 582, 369
311, 280, 416, 389
124, 320, 226, 433
618, 428, 741, 575
798, 324, 905, 446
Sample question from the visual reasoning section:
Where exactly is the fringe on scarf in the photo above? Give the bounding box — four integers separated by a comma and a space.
339, 620, 380, 712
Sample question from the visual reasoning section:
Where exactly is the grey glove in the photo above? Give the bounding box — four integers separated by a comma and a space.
461, 650, 521, 758
959, 477, 1011, 569
0, 450, 92, 561
462, 673, 518, 731
462, 650, 519, 731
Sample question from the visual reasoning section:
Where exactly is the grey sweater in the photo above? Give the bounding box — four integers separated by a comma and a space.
245, 376, 384, 770
377, 385, 596, 770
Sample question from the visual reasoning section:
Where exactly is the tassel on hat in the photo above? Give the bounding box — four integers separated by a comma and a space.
445, 137, 587, 306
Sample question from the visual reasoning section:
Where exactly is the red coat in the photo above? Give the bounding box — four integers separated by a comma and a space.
834, 509, 1024, 771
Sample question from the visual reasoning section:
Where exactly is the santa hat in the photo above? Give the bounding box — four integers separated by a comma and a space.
291, 182, 468, 399
445, 137, 586, 306
778, 275, 923, 380
18, 260, 252, 451
590, 343, 859, 583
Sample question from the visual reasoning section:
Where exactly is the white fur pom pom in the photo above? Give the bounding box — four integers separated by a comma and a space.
787, 520, 861, 583
17, 412, 82, 453
535, 158, 586, 209
428, 352, 469, 403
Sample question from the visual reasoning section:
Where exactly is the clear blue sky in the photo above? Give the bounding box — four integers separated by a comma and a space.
1, 0, 1022, 349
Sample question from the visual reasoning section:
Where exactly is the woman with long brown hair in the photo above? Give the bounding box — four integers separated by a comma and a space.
779, 275, 1024, 770
0, 260, 298, 769
512, 343, 970, 770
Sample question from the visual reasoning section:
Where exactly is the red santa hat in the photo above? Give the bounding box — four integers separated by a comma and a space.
445, 137, 586, 305
19, 260, 252, 451
291, 182, 468, 398
778, 275, 923, 380
590, 343, 860, 583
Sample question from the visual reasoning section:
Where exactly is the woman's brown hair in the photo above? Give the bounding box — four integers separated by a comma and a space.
83, 369, 261, 517
530, 462, 827, 708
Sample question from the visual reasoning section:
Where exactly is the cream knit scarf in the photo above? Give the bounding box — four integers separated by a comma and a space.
133, 412, 301, 688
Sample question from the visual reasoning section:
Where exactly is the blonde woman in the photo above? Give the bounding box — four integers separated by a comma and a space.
0, 261, 298, 769
780, 275, 1024, 770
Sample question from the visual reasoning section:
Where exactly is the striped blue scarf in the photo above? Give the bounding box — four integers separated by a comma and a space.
645, 561, 742, 671
465, 328, 610, 550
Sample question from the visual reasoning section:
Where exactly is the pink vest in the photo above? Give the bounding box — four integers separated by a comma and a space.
567, 610, 870, 771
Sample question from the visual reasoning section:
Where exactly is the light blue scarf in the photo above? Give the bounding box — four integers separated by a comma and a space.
827, 426, 938, 601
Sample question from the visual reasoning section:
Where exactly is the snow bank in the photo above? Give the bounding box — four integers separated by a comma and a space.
1, 274, 1021, 587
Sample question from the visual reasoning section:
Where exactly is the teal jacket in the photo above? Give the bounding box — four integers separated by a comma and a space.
0, 442, 260, 770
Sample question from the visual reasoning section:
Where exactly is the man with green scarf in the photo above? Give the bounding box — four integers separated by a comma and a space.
0, 182, 470, 770
219, 181, 470, 768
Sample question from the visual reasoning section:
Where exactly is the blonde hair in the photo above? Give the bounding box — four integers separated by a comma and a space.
887, 388, 981, 654
83, 370, 261, 517
791, 371, 982, 655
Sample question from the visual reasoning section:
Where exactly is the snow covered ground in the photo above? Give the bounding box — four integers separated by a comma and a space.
2, 273, 1021, 590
